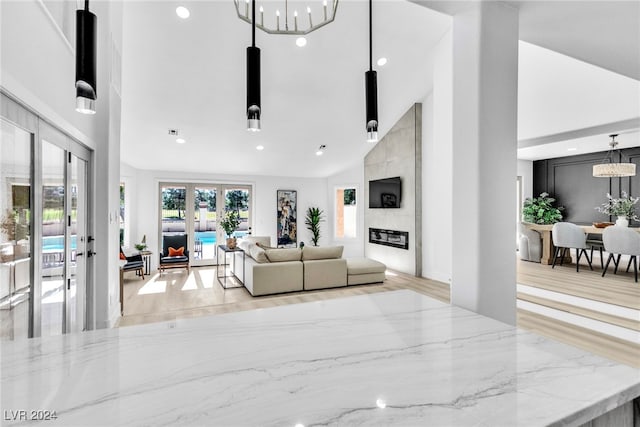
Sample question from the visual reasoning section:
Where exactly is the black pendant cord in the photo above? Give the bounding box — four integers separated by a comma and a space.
84, 0, 89, 11
369, 0, 372, 71
251, 0, 256, 47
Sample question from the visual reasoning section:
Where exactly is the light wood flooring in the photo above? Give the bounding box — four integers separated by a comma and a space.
118, 260, 639, 367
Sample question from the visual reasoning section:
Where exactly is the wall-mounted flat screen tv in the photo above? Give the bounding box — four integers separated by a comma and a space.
369, 177, 401, 208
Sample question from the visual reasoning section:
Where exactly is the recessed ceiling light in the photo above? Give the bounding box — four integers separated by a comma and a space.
176, 6, 190, 19
377, 57, 387, 66
315, 150, 323, 156
567, 147, 577, 151
376, 399, 387, 409
176, 138, 186, 144
256, 145, 264, 150
315, 144, 326, 156
296, 37, 307, 47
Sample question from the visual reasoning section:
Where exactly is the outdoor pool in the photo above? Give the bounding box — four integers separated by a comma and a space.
43, 235, 77, 251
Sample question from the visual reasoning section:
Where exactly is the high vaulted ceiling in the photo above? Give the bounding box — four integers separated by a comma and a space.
120, 1, 640, 177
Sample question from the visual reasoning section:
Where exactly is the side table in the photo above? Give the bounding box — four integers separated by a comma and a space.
136, 250, 152, 276
216, 245, 245, 289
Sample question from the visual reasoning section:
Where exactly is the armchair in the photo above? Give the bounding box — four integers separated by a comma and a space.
159, 234, 190, 274
120, 247, 145, 279
518, 223, 541, 263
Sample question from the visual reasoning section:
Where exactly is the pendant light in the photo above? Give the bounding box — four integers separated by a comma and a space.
365, 0, 378, 143
247, 0, 261, 131
75, 0, 97, 114
592, 134, 636, 177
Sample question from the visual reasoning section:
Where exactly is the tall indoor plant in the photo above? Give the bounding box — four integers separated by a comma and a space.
304, 207, 324, 246
220, 210, 240, 248
522, 192, 563, 224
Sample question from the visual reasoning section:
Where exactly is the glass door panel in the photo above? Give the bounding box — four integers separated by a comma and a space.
67, 155, 87, 333
222, 186, 251, 240
41, 140, 65, 337
193, 187, 217, 265
0, 119, 32, 341
161, 185, 187, 253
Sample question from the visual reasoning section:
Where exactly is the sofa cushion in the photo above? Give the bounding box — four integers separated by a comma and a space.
265, 248, 302, 262
245, 236, 271, 247
302, 245, 344, 261
160, 255, 188, 264
346, 257, 386, 274
249, 244, 269, 263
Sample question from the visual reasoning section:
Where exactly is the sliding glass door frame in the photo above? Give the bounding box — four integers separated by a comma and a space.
1, 91, 94, 338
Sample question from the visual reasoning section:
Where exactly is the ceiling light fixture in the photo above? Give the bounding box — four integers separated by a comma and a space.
365, 0, 378, 143
296, 37, 307, 47
247, 0, 261, 132
593, 134, 636, 177
176, 6, 190, 19
567, 147, 577, 151
176, 138, 186, 144
75, 0, 97, 114
234, 0, 338, 35
377, 57, 387, 66
316, 144, 326, 156
256, 145, 264, 150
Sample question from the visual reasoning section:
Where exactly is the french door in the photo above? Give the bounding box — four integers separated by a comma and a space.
1, 93, 92, 339
160, 183, 252, 267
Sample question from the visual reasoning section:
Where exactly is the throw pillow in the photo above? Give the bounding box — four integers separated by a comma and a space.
168, 246, 184, 257
256, 242, 276, 250
302, 245, 344, 260
264, 248, 302, 262
248, 244, 269, 263
119, 252, 126, 260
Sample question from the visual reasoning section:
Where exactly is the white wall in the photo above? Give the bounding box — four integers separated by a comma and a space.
123, 166, 328, 271
327, 162, 365, 258
1, 0, 123, 330
421, 29, 453, 285
120, 162, 138, 247
517, 159, 533, 202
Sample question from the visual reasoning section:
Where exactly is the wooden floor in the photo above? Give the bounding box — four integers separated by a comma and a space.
118, 261, 639, 367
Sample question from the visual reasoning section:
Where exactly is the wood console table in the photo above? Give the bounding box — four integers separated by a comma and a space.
523, 223, 640, 265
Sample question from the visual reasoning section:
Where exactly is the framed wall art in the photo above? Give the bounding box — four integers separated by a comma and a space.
277, 190, 297, 247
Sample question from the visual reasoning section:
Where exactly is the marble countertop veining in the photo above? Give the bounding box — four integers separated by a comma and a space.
2, 290, 639, 426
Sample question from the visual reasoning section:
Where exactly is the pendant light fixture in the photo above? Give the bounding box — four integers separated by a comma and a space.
592, 134, 636, 177
247, 0, 261, 131
75, 0, 97, 114
364, 0, 378, 143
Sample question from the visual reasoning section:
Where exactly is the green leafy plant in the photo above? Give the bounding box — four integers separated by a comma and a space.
220, 210, 240, 237
522, 192, 563, 224
304, 207, 324, 246
596, 191, 639, 220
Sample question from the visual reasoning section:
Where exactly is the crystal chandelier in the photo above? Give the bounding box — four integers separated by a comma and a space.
592, 134, 636, 178
234, 0, 339, 35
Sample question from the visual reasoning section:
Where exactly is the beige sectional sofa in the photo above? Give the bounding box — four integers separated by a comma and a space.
234, 237, 384, 296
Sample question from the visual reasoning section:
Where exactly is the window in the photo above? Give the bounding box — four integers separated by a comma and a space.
335, 187, 357, 239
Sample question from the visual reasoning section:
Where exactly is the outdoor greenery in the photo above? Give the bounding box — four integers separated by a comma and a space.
522, 192, 563, 224
304, 207, 324, 246
219, 211, 240, 237
162, 188, 249, 220
596, 191, 640, 220
344, 189, 356, 205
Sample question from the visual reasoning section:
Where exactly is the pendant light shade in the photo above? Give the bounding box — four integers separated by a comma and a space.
593, 134, 636, 178
246, 0, 261, 131
365, 70, 378, 143
364, 0, 378, 142
246, 46, 261, 131
75, 4, 97, 115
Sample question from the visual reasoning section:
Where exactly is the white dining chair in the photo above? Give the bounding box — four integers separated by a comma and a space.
602, 226, 640, 282
551, 222, 593, 272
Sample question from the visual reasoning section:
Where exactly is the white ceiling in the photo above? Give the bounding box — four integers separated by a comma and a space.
120, 1, 451, 177
120, 0, 640, 177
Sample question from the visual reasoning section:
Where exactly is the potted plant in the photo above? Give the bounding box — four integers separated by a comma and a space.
220, 211, 240, 248
304, 207, 324, 246
596, 191, 639, 227
522, 192, 563, 224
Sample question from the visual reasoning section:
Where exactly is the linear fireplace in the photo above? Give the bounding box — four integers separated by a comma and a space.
369, 228, 409, 250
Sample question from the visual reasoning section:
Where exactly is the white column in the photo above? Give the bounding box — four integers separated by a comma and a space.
451, 2, 519, 325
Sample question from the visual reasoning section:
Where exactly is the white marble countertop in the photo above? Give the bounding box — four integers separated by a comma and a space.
2, 290, 639, 426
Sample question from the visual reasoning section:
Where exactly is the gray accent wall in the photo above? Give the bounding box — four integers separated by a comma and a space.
364, 103, 422, 275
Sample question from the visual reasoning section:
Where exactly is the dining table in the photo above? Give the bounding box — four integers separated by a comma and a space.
523, 222, 640, 265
